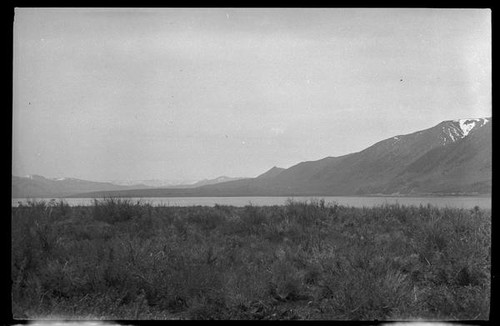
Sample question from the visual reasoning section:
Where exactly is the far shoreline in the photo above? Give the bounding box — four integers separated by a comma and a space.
12, 193, 492, 200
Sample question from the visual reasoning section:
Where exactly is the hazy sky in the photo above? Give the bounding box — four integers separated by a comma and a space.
13, 8, 491, 182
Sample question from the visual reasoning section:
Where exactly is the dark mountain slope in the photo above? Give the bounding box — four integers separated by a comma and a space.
256, 166, 285, 179
238, 118, 492, 195
71, 117, 491, 198
386, 121, 492, 194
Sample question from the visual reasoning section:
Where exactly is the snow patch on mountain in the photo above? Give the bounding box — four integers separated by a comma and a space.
444, 124, 460, 142
457, 119, 482, 137
443, 118, 491, 143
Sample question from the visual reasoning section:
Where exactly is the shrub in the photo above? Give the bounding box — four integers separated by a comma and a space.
92, 198, 143, 224
11, 200, 491, 320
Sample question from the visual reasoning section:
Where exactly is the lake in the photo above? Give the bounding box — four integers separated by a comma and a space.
11, 196, 491, 209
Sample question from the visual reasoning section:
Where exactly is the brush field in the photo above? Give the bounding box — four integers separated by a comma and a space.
11, 199, 490, 320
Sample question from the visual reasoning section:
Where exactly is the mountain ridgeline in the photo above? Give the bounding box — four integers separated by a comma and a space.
67, 118, 491, 198
11, 175, 247, 198
11, 175, 154, 199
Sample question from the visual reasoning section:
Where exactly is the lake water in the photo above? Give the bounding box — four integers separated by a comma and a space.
11, 196, 491, 209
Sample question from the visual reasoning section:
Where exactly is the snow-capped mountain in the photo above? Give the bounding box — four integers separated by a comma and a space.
72, 117, 491, 198
440, 118, 490, 144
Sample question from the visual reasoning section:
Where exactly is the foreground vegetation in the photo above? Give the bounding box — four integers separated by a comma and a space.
12, 199, 490, 320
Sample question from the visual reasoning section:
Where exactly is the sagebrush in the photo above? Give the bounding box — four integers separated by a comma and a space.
11, 198, 490, 320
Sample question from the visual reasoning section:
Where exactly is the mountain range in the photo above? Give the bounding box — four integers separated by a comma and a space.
11, 175, 153, 198
57, 117, 491, 198
11, 174, 246, 198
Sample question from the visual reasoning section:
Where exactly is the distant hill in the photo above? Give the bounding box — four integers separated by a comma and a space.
188, 176, 248, 187
256, 166, 285, 179
68, 117, 492, 198
106, 179, 196, 188
12, 174, 252, 198
11, 175, 152, 198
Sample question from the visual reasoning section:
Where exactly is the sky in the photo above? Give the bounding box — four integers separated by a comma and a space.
12, 8, 491, 182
